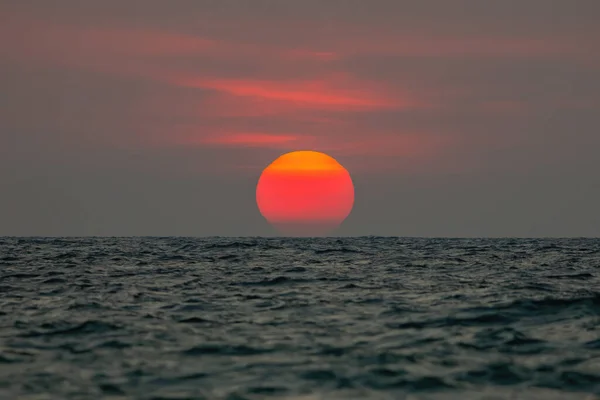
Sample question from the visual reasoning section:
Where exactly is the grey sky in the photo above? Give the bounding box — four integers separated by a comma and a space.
1, 0, 599, 236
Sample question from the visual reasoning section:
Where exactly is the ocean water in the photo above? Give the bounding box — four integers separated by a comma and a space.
1, 237, 599, 400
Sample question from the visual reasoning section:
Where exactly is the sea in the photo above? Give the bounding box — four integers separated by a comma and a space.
0, 237, 599, 399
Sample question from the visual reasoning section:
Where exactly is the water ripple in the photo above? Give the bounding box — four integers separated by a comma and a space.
0, 237, 599, 399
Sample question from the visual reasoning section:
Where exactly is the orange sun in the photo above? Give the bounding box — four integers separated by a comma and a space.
256, 151, 354, 236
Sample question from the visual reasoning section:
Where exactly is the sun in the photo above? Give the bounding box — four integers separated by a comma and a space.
256, 151, 354, 236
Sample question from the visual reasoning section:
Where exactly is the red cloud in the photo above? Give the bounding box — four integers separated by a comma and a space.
324, 36, 580, 59
170, 76, 416, 111
0, 12, 422, 115
282, 49, 340, 61
0, 14, 215, 62
201, 133, 302, 147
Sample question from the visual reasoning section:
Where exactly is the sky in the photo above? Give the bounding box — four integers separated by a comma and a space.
1, 0, 599, 237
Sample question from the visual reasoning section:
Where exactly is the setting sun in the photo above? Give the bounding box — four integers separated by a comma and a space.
256, 151, 354, 236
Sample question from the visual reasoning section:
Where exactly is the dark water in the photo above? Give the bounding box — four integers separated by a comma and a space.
1, 237, 599, 399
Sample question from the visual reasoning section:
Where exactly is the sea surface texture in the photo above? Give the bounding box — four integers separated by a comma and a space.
1, 237, 599, 399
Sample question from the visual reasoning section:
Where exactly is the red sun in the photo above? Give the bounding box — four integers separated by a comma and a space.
256, 151, 354, 236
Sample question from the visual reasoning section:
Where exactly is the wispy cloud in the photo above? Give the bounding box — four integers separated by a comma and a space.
2, 4, 596, 173
172, 77, 410, 110
200, 133, 303, 148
